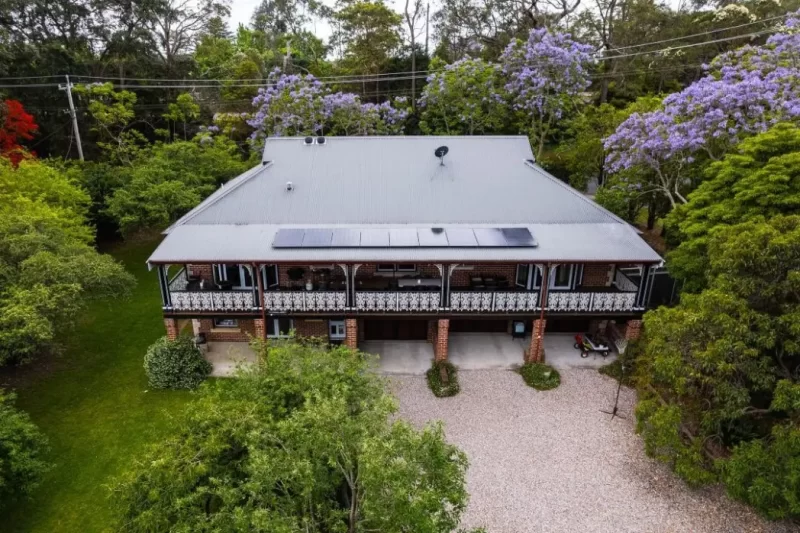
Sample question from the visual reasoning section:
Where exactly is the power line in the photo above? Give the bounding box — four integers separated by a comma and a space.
599, 29, 777, 60
603, 12, 792, 53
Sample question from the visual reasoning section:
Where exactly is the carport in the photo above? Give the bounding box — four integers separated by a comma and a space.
448, 333, 528, 370
360, 340, 434, 374
543, 333, 617, 369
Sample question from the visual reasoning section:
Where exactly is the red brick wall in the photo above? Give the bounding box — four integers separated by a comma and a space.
164, 318, 179, 340
625, 319, 643, 340
434, 319, 449, 361
196, 318, 257, 342
295, 319, 329, 339
345, 318, 358, 349
187, 264, 213, 282
526, 319, 546, 363
581, 264, 613, 288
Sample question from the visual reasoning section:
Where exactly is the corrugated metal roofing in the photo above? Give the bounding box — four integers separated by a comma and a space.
168, 136, 624, 228
151, 136, 662, 265
148, 223, 662, 264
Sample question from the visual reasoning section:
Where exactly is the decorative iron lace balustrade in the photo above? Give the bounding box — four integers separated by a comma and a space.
265, 291, 347, 312
449, 291, 540, 312
546, 291, 639, 312
170, 290, 256, 312
355, 291, 441, 312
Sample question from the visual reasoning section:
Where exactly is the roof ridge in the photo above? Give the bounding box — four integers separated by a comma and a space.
163, 162, 273, 234
522, 161, 631, 227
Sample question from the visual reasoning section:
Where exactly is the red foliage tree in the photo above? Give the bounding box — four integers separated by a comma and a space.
0, 99, 38, 165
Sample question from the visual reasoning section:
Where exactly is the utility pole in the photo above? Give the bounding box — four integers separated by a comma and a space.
59, 75, 84, 161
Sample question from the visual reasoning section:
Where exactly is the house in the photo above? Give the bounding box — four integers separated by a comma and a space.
147, 135, 661, 364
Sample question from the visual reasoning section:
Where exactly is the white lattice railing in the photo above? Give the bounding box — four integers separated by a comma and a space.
168, 267, 189, 291
265, 291, 347, 312
355, 291, 440, 312
546, 291, 638, 312
613, 269, 639, 292
170, 290, 255, 312
449, 291, 540, 312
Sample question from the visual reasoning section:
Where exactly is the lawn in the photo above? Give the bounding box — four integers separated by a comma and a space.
1, 240, 193, 533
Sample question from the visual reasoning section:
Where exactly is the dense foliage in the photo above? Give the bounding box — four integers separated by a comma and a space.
519, 363, 561, 390
144, 336, 212, 390
0, 158, 134, 365
426, 360, 460, 397
115, 339, 474, 532
0, 389, 49, 508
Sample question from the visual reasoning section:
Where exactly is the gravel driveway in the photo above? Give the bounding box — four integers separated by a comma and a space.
390, 369, 792, 533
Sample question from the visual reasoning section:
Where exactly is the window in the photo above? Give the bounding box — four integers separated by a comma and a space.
516, 264, 543, 289
515, 264, 529, 288
213, 264, 253, 289
213, 318, 238, 328
262, 265, 279, 288
266, 318, 294, 338
376, 264, 417, 273
550, 264, 574, 290
329, 320, 346, 340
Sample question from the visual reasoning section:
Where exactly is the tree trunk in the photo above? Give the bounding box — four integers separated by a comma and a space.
647, 198, 657, 230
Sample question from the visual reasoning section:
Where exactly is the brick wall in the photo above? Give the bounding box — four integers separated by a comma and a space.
187, 264, 213, 282
426, 319, 437, 344
449, 264, 518, 287
581, 264, 613, 288
196, 318, 257, 342
164, 318, 179, 340
526, 319, 546, 363
345, 318, 358, 349
625, 319, 643, 340
295, 319, 329, 339
434, 319, 449, 361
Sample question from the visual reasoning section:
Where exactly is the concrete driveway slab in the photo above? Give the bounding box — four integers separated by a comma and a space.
361, 340, 434, 374
448, 333, 526, 370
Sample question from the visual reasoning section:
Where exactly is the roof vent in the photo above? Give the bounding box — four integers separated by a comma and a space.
286, 181, 294, 192
431, 227, 444, 234
303, 136, 313, 145
316, 136, 326, 145
434, 145, 449, 165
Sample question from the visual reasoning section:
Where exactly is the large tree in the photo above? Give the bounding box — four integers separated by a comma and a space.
0, 389, 49, 509
112, 339, 475, 532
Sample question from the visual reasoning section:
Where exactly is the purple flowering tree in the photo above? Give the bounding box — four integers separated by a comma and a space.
248, 68, 408, 142
604, 11, 800, 207
418, 58, 509, 135
500, 28, 594, 159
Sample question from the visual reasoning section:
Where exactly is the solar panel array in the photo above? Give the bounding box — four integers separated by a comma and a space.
272, 227, 538, 248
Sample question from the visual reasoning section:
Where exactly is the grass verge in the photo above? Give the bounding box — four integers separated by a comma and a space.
0, 240, 193, 533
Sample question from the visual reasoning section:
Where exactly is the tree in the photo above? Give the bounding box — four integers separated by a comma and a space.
604, 13, 800, 209
0, 99, 38, 165
634, 214, 800, 516
500, 27, 593, 159
112, 339, 474, 532
332, 0, 403, 76
666, 123, 800, 292
162, 92, 201, 140
0, 389, 49, 509
0, 158, 134, 364
418, 57, 509, 135
403, 0, 425, 106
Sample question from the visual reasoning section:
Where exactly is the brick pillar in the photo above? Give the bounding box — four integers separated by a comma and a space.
345, 318, 358, 350
527, 319, 546, 363
164, 318, 179, 340
434, 319, 449, 362
254, 318, 266, 339
625, 319, 643, 340
191, 319, 202, 336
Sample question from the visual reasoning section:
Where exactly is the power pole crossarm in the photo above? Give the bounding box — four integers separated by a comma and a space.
58, 75, 84, 161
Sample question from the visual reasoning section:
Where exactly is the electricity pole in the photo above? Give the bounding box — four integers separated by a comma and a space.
59, 75, 84, 161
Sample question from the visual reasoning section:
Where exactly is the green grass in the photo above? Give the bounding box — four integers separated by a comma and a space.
1, 240, 193, 533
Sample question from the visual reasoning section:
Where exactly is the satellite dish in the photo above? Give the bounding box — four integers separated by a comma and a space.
434, 145, 449, 165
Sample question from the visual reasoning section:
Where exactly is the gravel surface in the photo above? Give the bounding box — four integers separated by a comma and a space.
390, 369, 794, 533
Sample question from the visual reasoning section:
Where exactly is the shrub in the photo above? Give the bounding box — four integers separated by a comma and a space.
144, 336, 211, 390
519, 363, 560, 390
598, 337, 641, 387
426, 360, 460, 397
0, 389, 50, 508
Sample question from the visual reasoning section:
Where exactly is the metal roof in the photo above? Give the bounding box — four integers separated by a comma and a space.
151, 136, 661, 265
148, 223, 662, 264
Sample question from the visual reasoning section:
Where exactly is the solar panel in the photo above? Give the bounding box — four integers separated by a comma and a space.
273, 228, 305, 247
501, 227, 537, 247
473, 228, 508, 246
360, 229, 390, 247
331, 228, 361, 247
389, 229, 419, 247
418, 228, 449, 247
302, 229, 333, 247
445, 228, 478, 247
